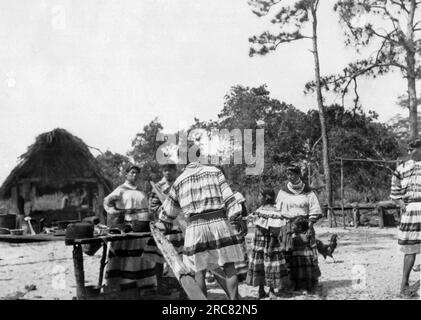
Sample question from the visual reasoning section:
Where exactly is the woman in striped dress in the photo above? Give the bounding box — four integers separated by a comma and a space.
159, 162, 244, 300
247, 188, 288, 299
149, 163, 184, 295
390, 140, 421, 297
276, 165, 322, 293
103, 165, 158, 292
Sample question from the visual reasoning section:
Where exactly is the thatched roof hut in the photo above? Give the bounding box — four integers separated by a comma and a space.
0, 128, 111, 225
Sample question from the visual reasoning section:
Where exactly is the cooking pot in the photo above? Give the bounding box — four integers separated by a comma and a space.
0, 214, 16, 229
65, 222, 94, 245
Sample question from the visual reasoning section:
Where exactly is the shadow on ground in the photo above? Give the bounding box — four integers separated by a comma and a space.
317, 279, 353, 299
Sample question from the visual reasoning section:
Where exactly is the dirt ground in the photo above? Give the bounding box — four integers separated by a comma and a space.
0, 223, 420, 300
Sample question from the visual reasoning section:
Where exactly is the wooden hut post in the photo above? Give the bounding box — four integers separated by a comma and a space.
341, 159, 346, 229
97, 183, 105, 224
328, 207, 333, 228
352, 206, 360, 228
11, 184, 18, 213
11, 184, 19, 229
22, 182, 31, 213
30, 184, 36, 206
378, 204, 385, 229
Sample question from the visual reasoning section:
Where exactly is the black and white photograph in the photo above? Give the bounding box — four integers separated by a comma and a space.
0, 0, 420, 303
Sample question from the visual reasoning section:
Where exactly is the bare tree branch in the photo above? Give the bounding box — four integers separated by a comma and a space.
391, 0, 410, 14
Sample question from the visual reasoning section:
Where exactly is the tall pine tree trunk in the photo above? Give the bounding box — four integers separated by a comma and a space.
311, 2, 333, 226
407, 56, 418, 141
407, 0, 418, 141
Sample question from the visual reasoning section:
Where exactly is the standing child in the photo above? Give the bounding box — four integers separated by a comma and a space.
247, 188, 288, 299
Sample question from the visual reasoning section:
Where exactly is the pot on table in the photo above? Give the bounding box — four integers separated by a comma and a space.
0, 228, 11, 235
0, 214, 16, 230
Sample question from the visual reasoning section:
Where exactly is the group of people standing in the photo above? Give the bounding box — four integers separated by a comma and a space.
247, 165, 322, 298
101, 159, 323, 300
99, 138, 421, 300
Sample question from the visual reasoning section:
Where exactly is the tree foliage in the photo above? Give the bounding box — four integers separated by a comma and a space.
191, 86, 401, 208
96, 151, 131, 189
248, 0, 334, 213
127, 119, 165, 191
307, 0, 421, 139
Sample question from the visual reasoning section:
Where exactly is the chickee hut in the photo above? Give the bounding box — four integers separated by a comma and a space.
0, 128, 112, 232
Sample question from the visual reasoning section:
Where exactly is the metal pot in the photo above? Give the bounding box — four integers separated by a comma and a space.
0, 214, 16, 229
65, 222, 94, 245
0, 228, 11, 235
10, 229, 24, 236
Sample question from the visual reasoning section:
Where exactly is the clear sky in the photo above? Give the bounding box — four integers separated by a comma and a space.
0, 0, 417, 184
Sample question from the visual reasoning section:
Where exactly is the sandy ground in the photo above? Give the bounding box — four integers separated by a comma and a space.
0, 224, 420, 300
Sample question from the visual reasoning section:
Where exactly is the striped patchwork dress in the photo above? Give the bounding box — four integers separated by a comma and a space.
149, 177, 184, 265
276, 183, 322, 290
390, 159, 421, 254
160, 162, 244, 272
247, 204, 288, 288
103, 182, 159, 291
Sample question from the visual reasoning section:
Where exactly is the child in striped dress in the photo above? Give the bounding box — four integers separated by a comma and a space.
247, 188, 288, 299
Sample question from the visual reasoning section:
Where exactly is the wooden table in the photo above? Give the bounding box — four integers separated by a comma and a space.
0, 234, 65, 243
64, 232, 152, 299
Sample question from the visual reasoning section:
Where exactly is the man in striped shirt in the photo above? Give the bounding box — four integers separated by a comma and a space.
159, 161, 245, 299
149, 163, 184, 295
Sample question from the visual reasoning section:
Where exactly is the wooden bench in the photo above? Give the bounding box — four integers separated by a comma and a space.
325, 202, 400, 228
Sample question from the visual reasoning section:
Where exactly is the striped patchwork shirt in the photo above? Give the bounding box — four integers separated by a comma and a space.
103, 182, 150, 221
253, 204, 286, 229
149, 177, 172, 216
390, 159, 421, 201
159, 162, 242, 222
276, 183, 322, 223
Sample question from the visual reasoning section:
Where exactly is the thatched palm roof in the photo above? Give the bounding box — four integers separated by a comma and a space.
0, 128, 111, 198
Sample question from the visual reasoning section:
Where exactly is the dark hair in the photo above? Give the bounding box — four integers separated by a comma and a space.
408, 139, 421, 150
125, 164, 140, 174
162, 163, 177, 171
286, 164, 301, 175
215, 165, 227, 177
260, 188, 276, 205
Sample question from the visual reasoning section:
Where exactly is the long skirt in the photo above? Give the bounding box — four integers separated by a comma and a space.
183, 214, 244, 272
246, 226, 288, 288
105, 234, 159, 291
234, 234, 249, 282
399, 202, 421, 254
284, 233, 321, 290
